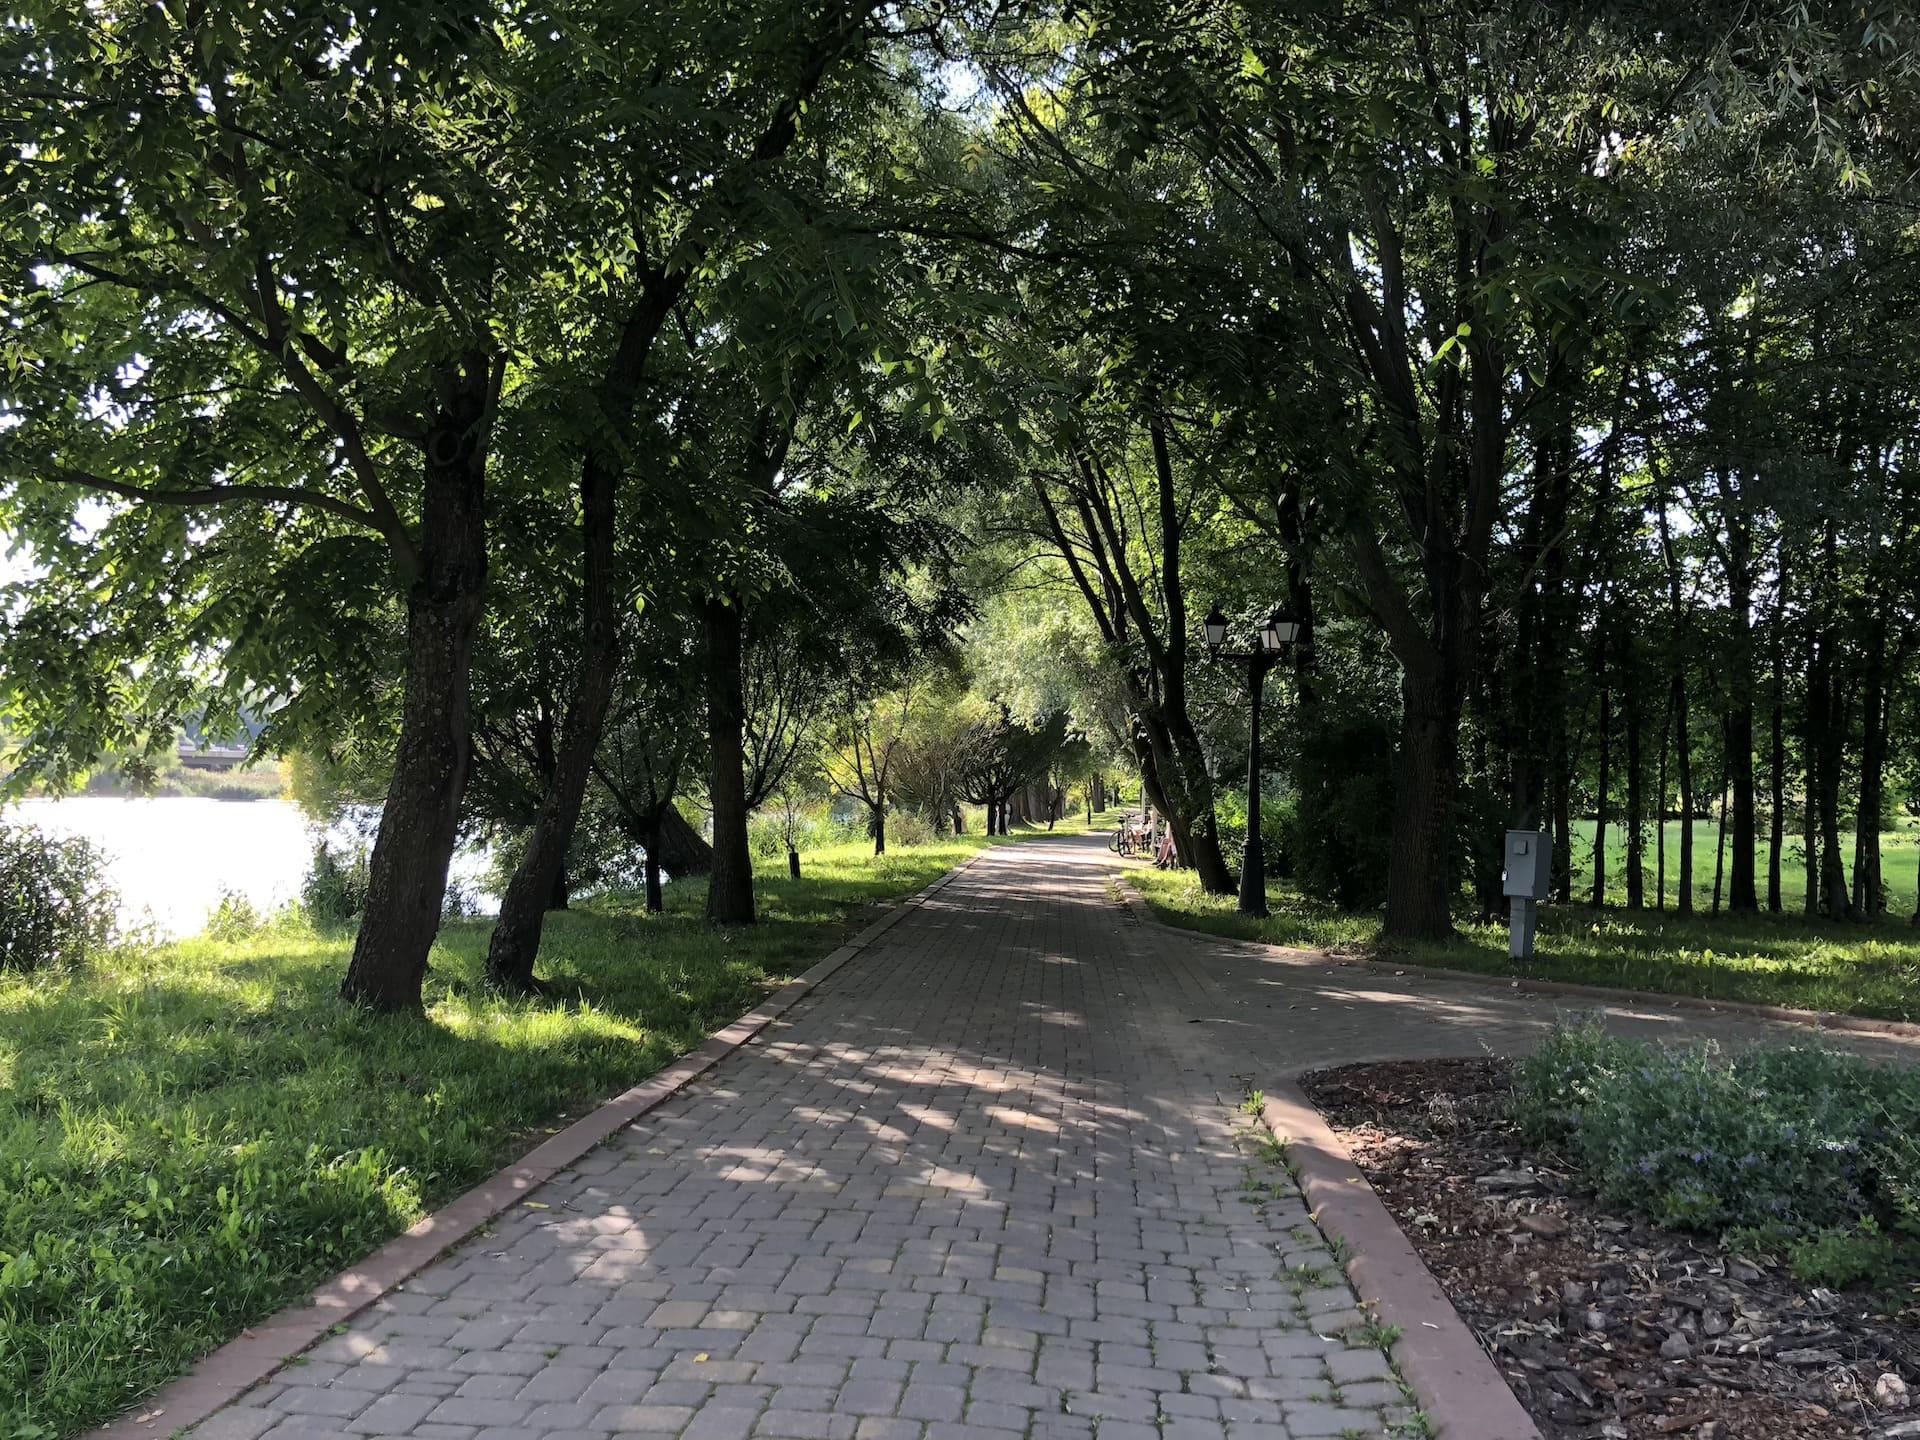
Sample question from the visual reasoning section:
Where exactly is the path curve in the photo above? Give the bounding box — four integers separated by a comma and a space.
175, 836, 1916, 1440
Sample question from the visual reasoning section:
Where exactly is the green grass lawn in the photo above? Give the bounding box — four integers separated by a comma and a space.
0, 837, 998, 1439
1567, 815, 1920, 915
1130, 862, 1920, 1024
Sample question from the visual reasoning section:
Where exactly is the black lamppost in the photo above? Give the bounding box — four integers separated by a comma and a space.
1204, 603, 1299, 918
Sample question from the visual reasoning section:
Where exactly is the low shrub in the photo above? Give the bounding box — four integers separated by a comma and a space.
0, 822, 119, 973
886, 809, 937, 848
300, 838, 370, 927
1514, 1019, 1920, 1247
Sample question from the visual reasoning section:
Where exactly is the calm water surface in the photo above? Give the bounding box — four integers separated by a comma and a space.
9, 796, 493, 938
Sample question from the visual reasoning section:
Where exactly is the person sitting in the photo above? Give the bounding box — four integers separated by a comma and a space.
1154, 825, 1178, 869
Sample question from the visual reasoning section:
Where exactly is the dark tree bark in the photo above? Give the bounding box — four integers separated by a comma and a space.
485, 445, 622, 992
704, 595, 755, 924
1711, 726, 1730, 917
1551, 721, 1574, 904
1767, 577, 1786, 913
1722, 504, 1759, 912
342, 416, 489, 1014
643, 809, 666, 914
1027, 418, 1232, 895
1810, 521, 1852, 919
1591, 632, 1612, 908
1090, 774, 1106, 813
1655, 675, 1671, 911
1853, 611, 1888, 917
1624, 631, 1645, 910
1380, 670, 1464, 938
869, 805, 887, 856
1659, 507, 1693, 916
549, 865, 570, 912
1673, 672, 1694, 916
1802, 738, 1820, 919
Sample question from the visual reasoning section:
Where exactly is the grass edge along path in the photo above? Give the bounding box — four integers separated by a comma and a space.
1127, 866, 1920, 1026
0, 834, 1023, 1439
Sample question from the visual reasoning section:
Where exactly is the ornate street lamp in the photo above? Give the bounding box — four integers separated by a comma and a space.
1204, 604, 1300, 918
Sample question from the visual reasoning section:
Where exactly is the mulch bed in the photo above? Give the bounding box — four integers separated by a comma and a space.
1299, 1058, 1920, 1440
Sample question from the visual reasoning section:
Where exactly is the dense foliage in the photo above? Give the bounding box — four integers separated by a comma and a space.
0, 823, 117, 974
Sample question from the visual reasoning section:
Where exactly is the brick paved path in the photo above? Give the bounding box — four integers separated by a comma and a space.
187, 836, 1916, 1440
192, 840, 1415, 1440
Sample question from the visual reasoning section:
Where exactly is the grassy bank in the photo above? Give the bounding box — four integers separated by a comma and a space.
0, 836, 997, 1438
1129, 866, 1920, 1023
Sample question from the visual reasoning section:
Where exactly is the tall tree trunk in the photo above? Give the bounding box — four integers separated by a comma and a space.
1591, 635, 1612, 908
1091, 773, 1106, 813
1802, 744, 1820, 919
1624, 637, 1645, 910
1138, 710, 1233, 891
1768, 611, 1786, 913
643, 809, 665, 914
1810, 522, 1851, 920
870, 804, 887, 856
1550, 718, 1574, 903
1383, 669, 1462, 939
549, 865, 570, 912
1655, 675, 1671, 912
1853, 619, 1887, 917
1659, 506, 1693, 917
485, 454, 622, 992
1724, 518, 1759, 911
342, 441, 488, 1014
1711, 740, 1729, 917
703, 595, 755, 924
1674, 672, 1694, 917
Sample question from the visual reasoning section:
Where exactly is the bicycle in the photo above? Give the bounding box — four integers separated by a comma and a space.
1108, 813, 1149, 858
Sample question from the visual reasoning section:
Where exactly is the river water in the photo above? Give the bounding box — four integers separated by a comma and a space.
6, 797, 494, 939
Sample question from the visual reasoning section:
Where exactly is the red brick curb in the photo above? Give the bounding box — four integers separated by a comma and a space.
1115, 872, 1920, 1044
1260, 1084, 1542, 1440
94, 857, 981, 1439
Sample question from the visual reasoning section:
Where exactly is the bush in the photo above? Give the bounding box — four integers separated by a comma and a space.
1782, 1220, 1897, 1288
1514, 1019, 1920, 1245
1282, 712, 1396, 911
1213, 788, 1290, 881
0, 822, 119, 973
301, 838, 370, 927
887, 809, 937, 848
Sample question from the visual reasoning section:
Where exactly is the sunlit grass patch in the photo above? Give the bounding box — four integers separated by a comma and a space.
1127, 864, 1920, 1023
0, 835, 1001, 1438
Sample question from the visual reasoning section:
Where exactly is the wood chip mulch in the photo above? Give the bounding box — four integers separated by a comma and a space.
1299, 1057, 1920, 1440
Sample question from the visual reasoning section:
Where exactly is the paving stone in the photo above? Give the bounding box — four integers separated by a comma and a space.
186, 843, 1430, 1440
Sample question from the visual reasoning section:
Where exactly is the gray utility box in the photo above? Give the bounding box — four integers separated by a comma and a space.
1503, 830, 1551, 900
